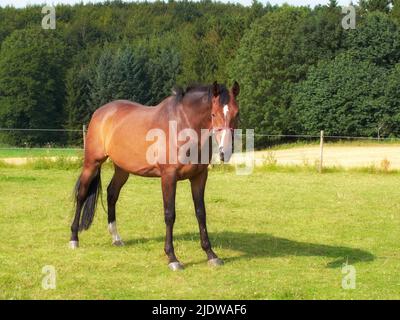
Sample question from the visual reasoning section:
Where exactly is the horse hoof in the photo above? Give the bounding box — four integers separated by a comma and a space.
69, 240, 79, 249
168, 262, 184, 271
112, 240, 124, 247
208, 258, 224, 267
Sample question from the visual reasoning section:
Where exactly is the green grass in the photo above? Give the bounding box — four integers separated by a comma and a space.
0, 156, 84, 170
0, 166, 399, 299
0, 148, 82, 158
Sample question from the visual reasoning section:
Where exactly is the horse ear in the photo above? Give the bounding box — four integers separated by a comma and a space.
212, 81, 219, 97
232, 81, 240, 97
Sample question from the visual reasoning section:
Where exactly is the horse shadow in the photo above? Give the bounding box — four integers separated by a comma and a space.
125, 231, 374, 268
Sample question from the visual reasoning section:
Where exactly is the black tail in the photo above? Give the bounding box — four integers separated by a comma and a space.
74, 169, 102, 232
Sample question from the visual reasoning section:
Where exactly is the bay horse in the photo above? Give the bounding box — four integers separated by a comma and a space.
70, 81, 240, 270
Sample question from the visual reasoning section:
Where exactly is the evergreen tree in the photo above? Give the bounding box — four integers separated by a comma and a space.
0, 28, 67, 145
88, 46, 151, 108
148, 47, 181, 105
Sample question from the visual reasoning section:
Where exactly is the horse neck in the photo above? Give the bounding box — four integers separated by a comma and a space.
177, 97, 212, 132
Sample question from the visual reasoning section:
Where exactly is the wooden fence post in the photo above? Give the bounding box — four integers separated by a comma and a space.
319, 130, 324, 173
82, 124, 86, 151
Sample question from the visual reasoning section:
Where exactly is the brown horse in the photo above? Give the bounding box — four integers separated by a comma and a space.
70, 81, 240, 270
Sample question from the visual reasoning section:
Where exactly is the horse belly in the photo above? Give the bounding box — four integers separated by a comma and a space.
105, 119, 162, 176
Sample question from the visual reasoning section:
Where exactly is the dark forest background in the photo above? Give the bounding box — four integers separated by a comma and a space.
0, 0, 400, 146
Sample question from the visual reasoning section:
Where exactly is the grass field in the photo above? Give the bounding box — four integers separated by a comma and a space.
0, 165, 399, 299
0, 148, 82, 159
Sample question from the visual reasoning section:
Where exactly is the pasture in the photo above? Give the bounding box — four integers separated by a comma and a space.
1, 142, 400, 170
0, 148, 82, 159
0, 165, 399, 299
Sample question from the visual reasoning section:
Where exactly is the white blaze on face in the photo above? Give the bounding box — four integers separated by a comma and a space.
219, 104, 230, 149
223, 104, 229, 118
219, 129, 226, 149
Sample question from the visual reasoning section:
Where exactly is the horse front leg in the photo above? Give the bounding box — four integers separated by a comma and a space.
190, 169, 223, 267
161, 170, 183, 271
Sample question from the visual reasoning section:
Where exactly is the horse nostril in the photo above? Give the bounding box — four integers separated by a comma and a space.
219, 150, 225, 162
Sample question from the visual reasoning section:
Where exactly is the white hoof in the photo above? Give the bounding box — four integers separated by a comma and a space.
208, 258, 224, 267
108, 222, 124, 247
112, 239, 125, 247
69, 240, 79, 249
168, 262, 184, 271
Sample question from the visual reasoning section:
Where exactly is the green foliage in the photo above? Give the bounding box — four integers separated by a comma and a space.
0, 27, 67, 145
65, 50, 94, 136
230, 7, 307, 135
1, 1, 400, 147
292, 53, 389, 136
229, 5, 344, 144
291, 11, 400, 138
344, 12, 400, 67
359, 0, 391, 13
147, 46, 181, 104
65, 43, 181, 140
383, 63, 400, 135
392, 0, 400, 23
88, 46, 150, 107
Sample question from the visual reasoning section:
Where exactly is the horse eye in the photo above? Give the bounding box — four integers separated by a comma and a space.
211, 114, 215, 117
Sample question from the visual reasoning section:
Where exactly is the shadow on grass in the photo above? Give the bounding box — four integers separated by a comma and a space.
125, 232, 374, 268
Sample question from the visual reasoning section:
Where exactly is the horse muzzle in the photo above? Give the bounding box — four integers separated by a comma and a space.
219, 146, 233, 163
219, 147, 225, 162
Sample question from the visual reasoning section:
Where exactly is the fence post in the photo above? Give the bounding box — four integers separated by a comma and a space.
82, 124, 86, 151
319, 130, 324, 173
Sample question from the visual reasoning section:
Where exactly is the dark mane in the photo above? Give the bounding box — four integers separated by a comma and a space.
172, 83, 230, 105
171, 86, 184, 101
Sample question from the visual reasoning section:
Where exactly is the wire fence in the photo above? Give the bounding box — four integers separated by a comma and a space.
0, 127, 399, 170
1, 126, 400, 148
253, 133, 400, 141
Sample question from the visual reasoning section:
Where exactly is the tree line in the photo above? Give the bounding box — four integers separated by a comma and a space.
0, 0, 399, 146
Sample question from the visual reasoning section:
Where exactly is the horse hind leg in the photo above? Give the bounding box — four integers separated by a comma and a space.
70, 113, 109, 248
107, 165, 129, 246
69, 152, 107, 249
70, 163, 100, 248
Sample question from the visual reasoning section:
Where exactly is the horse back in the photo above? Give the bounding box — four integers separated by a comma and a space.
85, 99, 166, 175
86, 98, 207, 179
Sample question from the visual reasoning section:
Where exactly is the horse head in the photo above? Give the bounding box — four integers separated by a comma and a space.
210, 81, 240, 162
